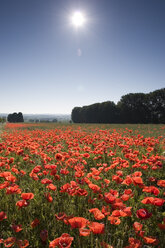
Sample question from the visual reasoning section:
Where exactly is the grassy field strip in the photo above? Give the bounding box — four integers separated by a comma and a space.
0, 123, 4, 141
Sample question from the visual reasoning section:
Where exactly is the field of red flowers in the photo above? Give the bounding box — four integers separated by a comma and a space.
0, 123, 165, 248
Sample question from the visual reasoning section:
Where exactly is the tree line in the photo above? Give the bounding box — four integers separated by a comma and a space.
71, 88, 165, 124
7, 112, 24, 123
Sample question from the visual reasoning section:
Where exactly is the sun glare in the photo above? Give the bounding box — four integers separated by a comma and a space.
71, 11, 86, 27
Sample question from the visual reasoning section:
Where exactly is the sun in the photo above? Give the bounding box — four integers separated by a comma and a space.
71, 11, 86, 27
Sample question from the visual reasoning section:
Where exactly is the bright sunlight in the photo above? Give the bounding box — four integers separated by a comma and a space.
71, 11, 86, 27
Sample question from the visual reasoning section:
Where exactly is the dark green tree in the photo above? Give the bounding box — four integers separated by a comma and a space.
148, 88, 165, 123
72, 101, 118, 123
71, 88, 165, 124
7, 112, 24, 123
99, 101, 119, 123
7, 114, 13, 123
71, 107, 82, 123
17, 112, 24, 122
117, 93, 150, 123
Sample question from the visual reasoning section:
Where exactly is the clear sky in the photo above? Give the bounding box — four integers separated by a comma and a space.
0, 0, 165, 114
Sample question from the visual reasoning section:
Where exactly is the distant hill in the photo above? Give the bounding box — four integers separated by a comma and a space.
0, 114, 71, 122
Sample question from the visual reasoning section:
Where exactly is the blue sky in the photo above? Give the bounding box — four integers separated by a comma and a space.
0, 0, 165, 114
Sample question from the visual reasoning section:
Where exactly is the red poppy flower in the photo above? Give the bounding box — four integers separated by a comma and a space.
88, 222, 105, 234
45, 192, 53, 202
88, 183, 100, 193
41, 178, 53, 184
141, 197, 165, 206
6, 185, 21, 195
141, 197, 155, 204
16, 239, 29, 248
123, 207, 132, 217
111, 210, 127, 217
136, 208, 152, 220
89, 208, 105, 220
142, 186, 160, 196
4, 237, 16, 247
55, 153, 63, 161
16, 200, 29, 209
127, 237, 142, 248
121, 194, 130, 201
49, 237, 60, 248
124, 189, 132, 195
108, 216, 121, 225
157, 180, 165, 187
31, 218, 40, 228
104, 192, 116, 204
153, 198, 165, 206
132, 177, 143, 186
68, 217, 88, 228
0, 211, 7, 221
60, 168, 69, 175
122, 176, 133, 186
101, 205, 110, 216
104, 179, 110, 185
11, 224, 22, 232
79, 227, 91, 236
59, 233, 74, 248
47, 184, 57, 191
77, 188, 88, 196
49, 233, 73, 248
143, 236, 158, 245
133, 222, 143, 232
21, 193, 34, 200
0, 181, 9, 189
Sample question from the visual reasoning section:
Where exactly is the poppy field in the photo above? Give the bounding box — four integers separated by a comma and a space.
0, 123, 165, 248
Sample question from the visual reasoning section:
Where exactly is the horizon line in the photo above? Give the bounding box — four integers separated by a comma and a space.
0, 113, 71, 115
